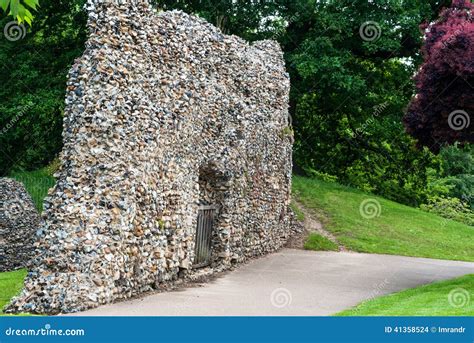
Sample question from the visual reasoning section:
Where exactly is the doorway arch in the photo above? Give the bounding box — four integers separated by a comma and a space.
193, 165, 229, 268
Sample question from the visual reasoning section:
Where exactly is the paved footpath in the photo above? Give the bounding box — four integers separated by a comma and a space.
74, 249, 474, 316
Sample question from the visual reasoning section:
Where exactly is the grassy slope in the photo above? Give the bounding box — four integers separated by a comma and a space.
290, 200, 339, 251
304, 233, 339, 251
10, 168, 55, 211
293, 176, 474, 262
0, 269, 27, 314
337, 274, 474, 316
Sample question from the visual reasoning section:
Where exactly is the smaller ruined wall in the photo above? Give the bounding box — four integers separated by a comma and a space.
0, 178, 40, 272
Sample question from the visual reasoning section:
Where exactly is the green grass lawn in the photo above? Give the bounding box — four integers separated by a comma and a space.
293, 176, 474, 262
337, 274, 474, 316
10, 167, 55, 211
304, 233, 339, 251
0, 269, 27, 314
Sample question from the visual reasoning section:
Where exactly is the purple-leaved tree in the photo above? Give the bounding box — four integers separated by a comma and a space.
404, 0, 473, 152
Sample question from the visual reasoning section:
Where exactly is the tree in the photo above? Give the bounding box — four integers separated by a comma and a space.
0, 0, 39, 24
0, 0, 87, 175
153, 0, 285, 41
404, 0, 473, 152
284, 0, 448, 205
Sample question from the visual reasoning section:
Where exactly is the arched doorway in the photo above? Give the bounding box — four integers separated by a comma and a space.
194, 165, 228, 268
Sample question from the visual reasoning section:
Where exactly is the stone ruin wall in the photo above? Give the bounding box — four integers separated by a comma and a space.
7, 0, 293, 314
0, 178, 40, 272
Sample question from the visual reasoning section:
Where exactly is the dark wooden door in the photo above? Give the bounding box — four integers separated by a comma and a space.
193, 205, 217, 268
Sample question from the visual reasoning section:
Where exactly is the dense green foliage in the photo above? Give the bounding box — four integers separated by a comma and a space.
337, 274, 474, 316
153, 0, 286, 41
0, 0, 87, 175
421, 144, 474, 224
420, 196, 474, 226
436, 144, 474, 208
293, 176, 474, 262
0, 0, 471, 219
285, 0, 450, 206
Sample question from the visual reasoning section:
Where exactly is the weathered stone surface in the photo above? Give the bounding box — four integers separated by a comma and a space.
6, 0, 293, 314
0, 178, 40, 272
